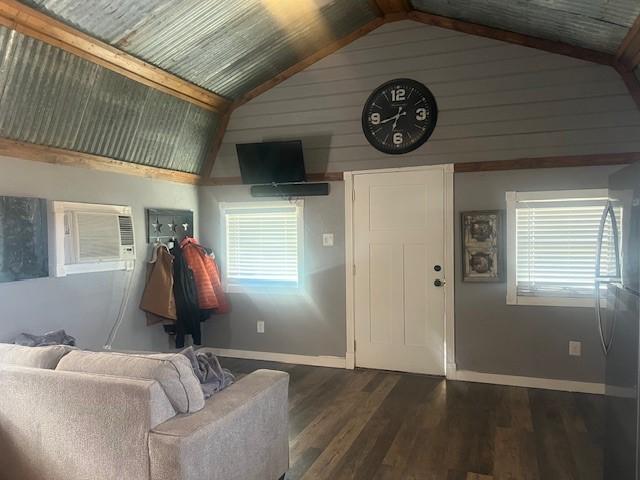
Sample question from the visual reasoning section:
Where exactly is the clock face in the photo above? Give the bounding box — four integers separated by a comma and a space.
362, 78, 438, 155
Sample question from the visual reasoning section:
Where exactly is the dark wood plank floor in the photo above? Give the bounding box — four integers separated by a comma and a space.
220, 358, 603, 480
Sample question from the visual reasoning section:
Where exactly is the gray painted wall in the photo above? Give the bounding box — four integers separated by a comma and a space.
0, 155, 198, 352
213, 20, 640, 178
454, 165, 622, 383
198, 183, 346, 357
203, 19, 639, 383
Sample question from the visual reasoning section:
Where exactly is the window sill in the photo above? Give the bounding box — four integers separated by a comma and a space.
225, 283, 302, 296
507, 295, 596, 308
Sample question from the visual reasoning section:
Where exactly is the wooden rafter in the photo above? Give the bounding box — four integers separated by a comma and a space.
617, 14, 640, 71
408, 10, 614, 66
202, 112, 232, 179
232, 17, 386, 109
0, 0, 230, 113
373, 0, 410, 22
0, 138, 201, 184
614, 62, 640, 110
454, 153, 640, 173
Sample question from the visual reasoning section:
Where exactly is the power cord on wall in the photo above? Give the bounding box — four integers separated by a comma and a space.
103, 265, 136, 351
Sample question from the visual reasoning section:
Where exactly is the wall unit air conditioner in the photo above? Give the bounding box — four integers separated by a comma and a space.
51, 201, 136, 277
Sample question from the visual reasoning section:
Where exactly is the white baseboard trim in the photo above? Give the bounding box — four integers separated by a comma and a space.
345, 352, 355, 370
199, 347, 347, 369
448, 368, 604, 395
200, 349, 603, 393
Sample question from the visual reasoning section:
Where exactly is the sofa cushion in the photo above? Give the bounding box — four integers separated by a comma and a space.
0, 343, 73, 369
56, 350, 205, 413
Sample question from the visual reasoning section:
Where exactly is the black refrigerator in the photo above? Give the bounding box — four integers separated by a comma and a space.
600, 162, 640, 480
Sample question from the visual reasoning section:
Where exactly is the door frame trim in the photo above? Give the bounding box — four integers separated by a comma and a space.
344, 164, 455, 376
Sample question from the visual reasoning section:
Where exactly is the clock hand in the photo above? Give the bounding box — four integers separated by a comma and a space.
380, 107, 407, 125
392, 108, 407, 130
380, 116, 397, 124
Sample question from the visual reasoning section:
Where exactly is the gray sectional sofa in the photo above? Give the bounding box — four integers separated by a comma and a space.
0, 344, 289, 480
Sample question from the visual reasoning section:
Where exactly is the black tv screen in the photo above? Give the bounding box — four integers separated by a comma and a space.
236, 140, 306, 185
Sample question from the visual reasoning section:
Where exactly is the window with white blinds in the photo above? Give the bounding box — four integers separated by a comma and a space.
506, 189, 619, 307
221, 202, 303, 288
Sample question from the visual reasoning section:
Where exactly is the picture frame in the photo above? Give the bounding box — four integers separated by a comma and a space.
0, 195, 48, 283
461, 210, 504, 282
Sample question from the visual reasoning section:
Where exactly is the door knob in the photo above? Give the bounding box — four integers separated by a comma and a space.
434, 279, 445, 287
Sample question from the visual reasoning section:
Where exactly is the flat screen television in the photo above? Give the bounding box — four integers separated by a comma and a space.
236, 140, 306, 185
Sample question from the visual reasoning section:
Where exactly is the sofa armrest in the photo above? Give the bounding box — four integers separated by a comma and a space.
0, 365, 175, 480
149, 369, 289, 480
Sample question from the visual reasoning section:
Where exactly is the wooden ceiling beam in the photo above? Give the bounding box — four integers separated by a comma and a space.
407, 10, 614, 66
202, 112, 231, 180
0, 138, 201, 184
617, 15, 640, 71
373, 0, 411, 22
232, 17, 386, 109
614, 62, 640, 110
454, 153, 640, 173
0, 0, 230, 113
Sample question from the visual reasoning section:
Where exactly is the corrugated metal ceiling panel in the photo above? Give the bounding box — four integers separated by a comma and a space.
17, 0, 378, 99
0, 26, 218, 174
20, 0, 176, 42
410, 0, 640, 53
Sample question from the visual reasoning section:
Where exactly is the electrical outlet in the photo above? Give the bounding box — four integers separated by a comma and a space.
569, 341, 582, 356
257, 321, 265, 334
322, 233, 334, 247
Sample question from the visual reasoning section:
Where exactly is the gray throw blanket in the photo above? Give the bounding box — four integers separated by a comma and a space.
180, 347, 235, 398
13, 329, 76, 347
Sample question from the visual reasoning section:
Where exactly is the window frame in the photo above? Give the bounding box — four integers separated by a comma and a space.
219, 200, 304, 294
506, 188, 608, 308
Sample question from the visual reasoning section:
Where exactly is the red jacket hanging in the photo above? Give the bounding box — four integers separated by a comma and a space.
180, 237, 230, 314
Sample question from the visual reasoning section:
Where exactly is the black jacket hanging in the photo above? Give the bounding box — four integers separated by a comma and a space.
171, 244, 202, 348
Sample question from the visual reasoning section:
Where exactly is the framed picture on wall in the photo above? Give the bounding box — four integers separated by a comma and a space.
461, 210, 504, 282
0, 195, 48, 283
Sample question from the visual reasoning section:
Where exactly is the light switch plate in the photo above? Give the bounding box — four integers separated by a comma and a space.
257, 321, 265, 334
569, 341, 581, 356
323, 233, 334, 247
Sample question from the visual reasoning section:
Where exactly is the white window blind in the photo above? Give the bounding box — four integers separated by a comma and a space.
223, 204, 301, 286
507, 190, 620, 305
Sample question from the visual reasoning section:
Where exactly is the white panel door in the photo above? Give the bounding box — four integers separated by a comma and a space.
353, 168, 445, 375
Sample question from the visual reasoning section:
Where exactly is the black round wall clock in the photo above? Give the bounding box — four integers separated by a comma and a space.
361, 78, 438, 155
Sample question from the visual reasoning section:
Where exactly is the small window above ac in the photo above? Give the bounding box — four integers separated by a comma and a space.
51, 202, 136, 277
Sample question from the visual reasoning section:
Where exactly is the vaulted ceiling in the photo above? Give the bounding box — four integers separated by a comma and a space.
411, 0, 640, 54
19, 0, 378, 100
0, 0, 639, 180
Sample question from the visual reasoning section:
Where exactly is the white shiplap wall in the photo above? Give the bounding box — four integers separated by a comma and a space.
212, 20, 640, 178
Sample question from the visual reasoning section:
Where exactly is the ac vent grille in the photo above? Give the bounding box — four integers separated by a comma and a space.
77, 213, 120, 261
118, 216, 134, 246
